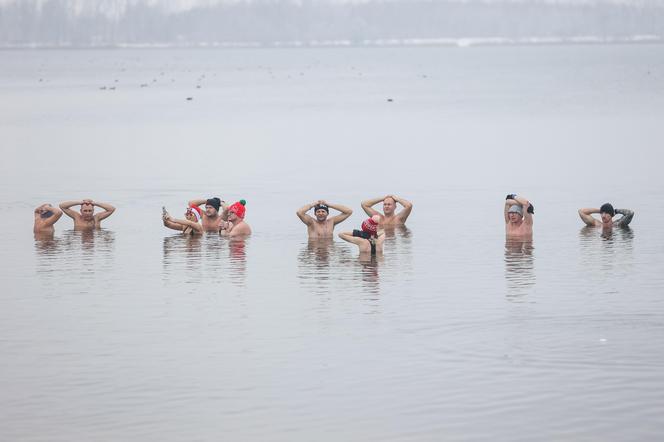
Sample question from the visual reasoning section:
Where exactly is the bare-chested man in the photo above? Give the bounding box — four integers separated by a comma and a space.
504, 194, 534, 238
361, 194, 413, 227
188, 196, 226, 232
296, 200, 353, 238
578, 203, 634, 229
33, 203, 63, 233
59, 199, 116, 230
219, 200, 251, 238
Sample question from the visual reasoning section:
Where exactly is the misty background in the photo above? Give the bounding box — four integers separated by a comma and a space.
1, 0, 663, 47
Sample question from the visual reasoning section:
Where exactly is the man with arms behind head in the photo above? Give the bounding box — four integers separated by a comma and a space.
59, 199, 115, 230
504, 194, 534, 238
188, 196, 225, 232
296, 200, 353, 238
578, 203, 634, 228
34, 203, 63, 233
361, 194, 413, 227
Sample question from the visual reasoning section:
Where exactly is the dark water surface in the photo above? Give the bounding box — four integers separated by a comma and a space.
2, 46, 664, 441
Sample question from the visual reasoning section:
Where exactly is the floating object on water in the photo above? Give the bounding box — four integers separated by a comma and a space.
186, 97, 193, 101
387, 98, 393, 102
140, 84, 148, 88
196, 85, 201, 89
99, 86, 107, 90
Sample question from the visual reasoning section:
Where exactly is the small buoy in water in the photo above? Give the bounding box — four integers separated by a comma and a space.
109, 86, 116, 90
186, 97, 193, 101
196, 85, 201, 89
99, 86, 107, 90
140, 84, 148, 88
387, 98, 393, 102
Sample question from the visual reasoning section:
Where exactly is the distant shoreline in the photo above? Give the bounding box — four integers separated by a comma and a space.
1, 35, 661, 50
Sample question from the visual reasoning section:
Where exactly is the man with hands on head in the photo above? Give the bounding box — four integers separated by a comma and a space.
578, 203, 634, 228
296, 200, 353, 238
59, 199, 116, 230
504, 194, 534, 238
34, 203, 63, 233
361, 194, 413, 227
188, 196, 226, 232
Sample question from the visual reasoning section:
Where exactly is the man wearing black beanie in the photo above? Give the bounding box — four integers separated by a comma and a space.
578, 203, 634, 228
188, 196, 225, 231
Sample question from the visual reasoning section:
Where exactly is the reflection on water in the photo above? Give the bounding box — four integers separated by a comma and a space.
34, 229, 115, 281
504, 237, 535, 301
578, 226, 635, 277
228, 238, 247, 286
297, 228, 413, 298
162, 234, 247, 287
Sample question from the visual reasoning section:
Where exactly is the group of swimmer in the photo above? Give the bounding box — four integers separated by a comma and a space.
33, 194, 635, 255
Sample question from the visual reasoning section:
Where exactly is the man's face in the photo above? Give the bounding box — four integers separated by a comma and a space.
80, 204, 94, 220
228, 211, 239, 222
205, 204, 218, 217
508, 212, 522, 224
383, 198, 396, 215
600, 212, 613, 224
314, 208, 328, 222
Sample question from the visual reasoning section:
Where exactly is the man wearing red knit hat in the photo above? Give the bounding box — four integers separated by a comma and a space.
219, 199, 251, 237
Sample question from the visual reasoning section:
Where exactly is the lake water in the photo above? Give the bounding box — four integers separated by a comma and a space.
2, 45, 664, 441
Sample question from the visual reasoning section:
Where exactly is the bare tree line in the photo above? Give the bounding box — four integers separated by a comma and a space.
1, 0, 663, 46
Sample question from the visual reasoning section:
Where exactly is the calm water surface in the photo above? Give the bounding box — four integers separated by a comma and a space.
2, 45, 664, 441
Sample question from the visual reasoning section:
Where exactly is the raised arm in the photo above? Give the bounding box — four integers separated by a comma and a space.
59, 200, 82, 219
327, 202, 353, 225
504, 194, 517, 223
361, 196, 384, 217
93, 200, 116, 222
163, 215, 184, 231
578, 208, 600, 227
296, 202, 316, 226
168, 217, 203, 234
188, 198, 207, 208
338, 231, 365, 246
391, 195, 413, 222
514, 195, 533, 225
35, 204, 63, 227
615, 208, 635, 227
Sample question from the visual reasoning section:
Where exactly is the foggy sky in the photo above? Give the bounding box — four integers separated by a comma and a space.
1, 0, 662, 47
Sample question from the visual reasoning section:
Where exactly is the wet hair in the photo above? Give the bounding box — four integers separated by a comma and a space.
600, 203, 615, 217
206, 197, 221, 212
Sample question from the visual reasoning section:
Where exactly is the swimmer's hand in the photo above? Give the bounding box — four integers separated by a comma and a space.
506, 194, 516, 200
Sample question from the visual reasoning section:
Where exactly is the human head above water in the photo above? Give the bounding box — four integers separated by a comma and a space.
228, 200, 247, 221
205, 197, 222, 216
186, 205, 202, 222
507, 204, 523, 222
383, 196, 396, 216
600, 203, 615, 224
80, 200, 94, 220
361, 215, 381, 237
314, 203, 329, 221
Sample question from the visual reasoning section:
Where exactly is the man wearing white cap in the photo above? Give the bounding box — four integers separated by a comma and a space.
504, 194, 534, 238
